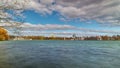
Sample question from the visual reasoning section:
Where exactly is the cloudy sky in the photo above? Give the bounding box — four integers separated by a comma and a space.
0, 0, 120, 36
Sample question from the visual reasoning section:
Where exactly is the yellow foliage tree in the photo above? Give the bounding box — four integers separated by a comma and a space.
0, 27, 9, 41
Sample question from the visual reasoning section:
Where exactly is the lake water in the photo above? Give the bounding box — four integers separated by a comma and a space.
0, 40, 120, 68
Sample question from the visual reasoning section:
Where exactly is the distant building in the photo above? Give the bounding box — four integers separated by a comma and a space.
79, 37, 85, 40
72, 34, 77, 40
96, 36, 102, 40
50, 34, 56, 40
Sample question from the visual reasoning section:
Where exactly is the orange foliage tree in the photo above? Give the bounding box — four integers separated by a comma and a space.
0, 27, 9, 41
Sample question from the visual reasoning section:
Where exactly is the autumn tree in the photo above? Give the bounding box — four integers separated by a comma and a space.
0, 0, 29, 37
0, 27, 9, 41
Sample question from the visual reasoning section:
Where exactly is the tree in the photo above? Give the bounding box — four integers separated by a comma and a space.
0, 0, 29, 36
0, 27, 9, 41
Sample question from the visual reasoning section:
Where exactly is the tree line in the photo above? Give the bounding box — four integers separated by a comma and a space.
9, 35, 120, 41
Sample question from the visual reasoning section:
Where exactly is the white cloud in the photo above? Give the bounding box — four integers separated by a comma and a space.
20, 23, 75, 30
18, 23, 120, 34
0, 22, 75, 30
54, 0, 120, 25
1, 0, 120, 25
40, 0, 54, 5
1, 22, 120, 35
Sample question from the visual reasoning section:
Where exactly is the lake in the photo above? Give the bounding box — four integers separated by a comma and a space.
0, 40, 120, 68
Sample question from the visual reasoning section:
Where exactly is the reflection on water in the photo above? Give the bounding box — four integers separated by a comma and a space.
0, 40, 120, 68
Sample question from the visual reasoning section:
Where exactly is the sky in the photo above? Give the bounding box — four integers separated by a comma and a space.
0, 0, 120, 37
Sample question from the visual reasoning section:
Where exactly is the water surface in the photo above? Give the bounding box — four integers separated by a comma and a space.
0, 40, 120, 68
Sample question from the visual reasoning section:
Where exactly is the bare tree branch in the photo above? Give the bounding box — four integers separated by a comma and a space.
0, 0, 29, 36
